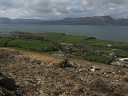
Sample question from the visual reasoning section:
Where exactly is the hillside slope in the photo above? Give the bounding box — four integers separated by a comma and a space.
0, 48, 128, 96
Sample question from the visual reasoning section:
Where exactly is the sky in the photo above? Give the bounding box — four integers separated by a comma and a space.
0, 0, 128, 19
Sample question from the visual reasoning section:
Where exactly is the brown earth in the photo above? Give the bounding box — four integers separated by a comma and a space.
0, 48, 128, 96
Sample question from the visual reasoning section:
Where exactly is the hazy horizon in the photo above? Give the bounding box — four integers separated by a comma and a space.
0, 15, 127, 20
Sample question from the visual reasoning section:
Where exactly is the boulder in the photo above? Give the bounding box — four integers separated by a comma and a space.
0, 73, 16, 91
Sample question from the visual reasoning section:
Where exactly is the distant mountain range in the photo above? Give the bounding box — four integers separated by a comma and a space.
0, 16, 128, 25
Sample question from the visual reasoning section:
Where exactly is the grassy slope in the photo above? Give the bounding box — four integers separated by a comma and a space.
0, 32, 128, 64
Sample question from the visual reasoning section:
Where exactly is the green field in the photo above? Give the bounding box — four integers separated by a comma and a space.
0, 32, 128, 64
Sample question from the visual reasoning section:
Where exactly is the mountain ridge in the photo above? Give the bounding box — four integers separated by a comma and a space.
0, 16, 128, 25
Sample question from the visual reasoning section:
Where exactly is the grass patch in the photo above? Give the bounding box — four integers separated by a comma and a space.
0, 32, 128, 64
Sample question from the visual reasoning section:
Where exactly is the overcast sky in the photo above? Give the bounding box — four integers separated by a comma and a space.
0, 0, 128, 19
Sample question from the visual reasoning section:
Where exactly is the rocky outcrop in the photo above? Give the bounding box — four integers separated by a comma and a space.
0, 73, 16, 96
0, 73, 16, 91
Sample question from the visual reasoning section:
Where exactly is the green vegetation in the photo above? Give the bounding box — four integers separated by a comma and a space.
0, 32, 128, 64
0, 37, 58, 52
43, 32, 88, 44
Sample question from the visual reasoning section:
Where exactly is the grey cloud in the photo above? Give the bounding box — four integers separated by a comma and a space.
0, 0, 128, 19
81, 0, 128, 18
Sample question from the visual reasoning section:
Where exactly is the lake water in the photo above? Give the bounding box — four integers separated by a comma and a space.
0, 24, 128, 42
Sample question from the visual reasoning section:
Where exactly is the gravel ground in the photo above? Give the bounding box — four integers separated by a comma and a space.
0, 48, 128, 96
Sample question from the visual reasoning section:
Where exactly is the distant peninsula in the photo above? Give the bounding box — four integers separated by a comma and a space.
0, 16, 128, 25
